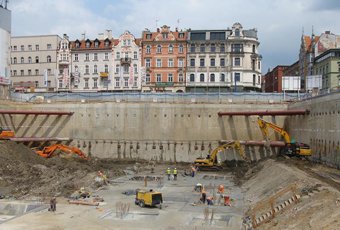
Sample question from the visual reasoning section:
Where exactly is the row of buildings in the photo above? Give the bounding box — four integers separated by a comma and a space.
9, 23, 262, 93
264, 31, 340, 93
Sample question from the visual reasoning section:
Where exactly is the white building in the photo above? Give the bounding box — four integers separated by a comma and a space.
0, 6, 11, 84
186, 22, 262, 92
112, 31, 142, 91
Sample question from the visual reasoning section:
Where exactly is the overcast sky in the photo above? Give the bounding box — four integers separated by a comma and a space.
7, 0, 340, 73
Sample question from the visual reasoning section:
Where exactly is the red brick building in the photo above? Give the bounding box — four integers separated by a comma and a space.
141, 25, 187, 92
264, 65, 288, 92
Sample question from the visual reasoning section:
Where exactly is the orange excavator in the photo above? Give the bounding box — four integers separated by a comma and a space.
33, 144, 88, 160
0, 127, 15, 139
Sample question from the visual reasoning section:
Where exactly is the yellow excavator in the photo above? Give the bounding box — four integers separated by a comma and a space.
194, 141, 247, 170
257, 117, 312, 157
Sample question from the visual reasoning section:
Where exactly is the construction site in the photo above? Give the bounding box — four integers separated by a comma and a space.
0, 92, 339, 230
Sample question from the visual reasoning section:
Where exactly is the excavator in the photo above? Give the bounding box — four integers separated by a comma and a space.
33, 144, 88, 160
194, 141, 247, 170
257, 117, 312, 157
0, 127, 15, 139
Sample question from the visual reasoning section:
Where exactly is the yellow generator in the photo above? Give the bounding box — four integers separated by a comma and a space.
135, 189, 163, 209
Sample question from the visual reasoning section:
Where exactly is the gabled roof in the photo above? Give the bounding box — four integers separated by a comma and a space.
70, 38, 114, 50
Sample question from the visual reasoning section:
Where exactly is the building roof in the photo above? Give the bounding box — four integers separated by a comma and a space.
70, 38, 115, 50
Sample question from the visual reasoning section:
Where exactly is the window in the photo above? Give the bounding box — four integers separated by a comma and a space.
156, 45, 162, 53
62, 42, 67, 49
210, 32, 225, 40
94, 41, 99, 48
178, 58, 184, 67
134, 77, 138, 87
168, 44, 173, 53
210, 74, 215, 82
200, 44, 205, 52
190, 59, 195, 67
146, 59, 151, 67
156, 59, 162, 67
13, 57, 17, 64
20, 70, 24, 76
146, 45, 151, 54
210, 44, 216, 52
232, 44, 243, 53
179, 33, 184, 38
35, 69, 39, 75
116, 65, 120, 73
75, 42, 80, 48
146, 74, 150, 83
210, 58, 215, 67
220, 44, 225, 52
156, 74, 162, 82
93, 78, 98, 88
47, 55, 51, 63
105, 40, 110, 47
258, 61, 261, 69
21, 57, 24, 63
235, 29, 240, 37
47, 44, 52, 50
200, 74, 205, 82
134, 51, 137, 59
220, 58, 225, 66
13, 70, 17, 76
47, 69, 51, 75
123, 40, 127, 46
20, 45, 24, 51
85, 53, 89, 61
190, 74, 195, 82
93, 53, 98, 61
93, 65, 98, 74
35, 81, 39, 87
179, 44, 184, 53
179, 73, 183, 82
134, 64, 138, 73
146, 34, 152, 39
124, 78, 128, 87
86, 42, 90, 48
28, 69, 32, 75
74, 54, 79, 61
253, 74, 256, 86
85, 65, 89, 74
13, 46, 17, 51
168, 73, 173, 82
252, 59, 256, 70
258, 76, 261, 84
28, 45, 32, 51
168, 58, 174, 67
200, 59, 205, 67
35, 45, 39, 51
105, 65, 109, 73
234, 72, 240, 82
35, 56, 39, 63
163, 33, 168, 39
84, 79, 89, 88
234, 57, 241, 66
116, 52, 120, 59
125, 52, 128, 58
252, 45, 256, 53
220, 73, 225, 82
190, 44, 195, 53
115, 78, 120, 87
104, 53, 109, 60
123, 65, 129, 73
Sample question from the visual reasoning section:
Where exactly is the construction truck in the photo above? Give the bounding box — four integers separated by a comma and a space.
33, 144, 88, 159
257, 117, 312, 157
135, 189, 163, 209
0, 127, 15, 139
194, 141, 247, 170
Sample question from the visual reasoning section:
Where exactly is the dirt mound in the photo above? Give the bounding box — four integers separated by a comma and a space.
0, 141, 130, 199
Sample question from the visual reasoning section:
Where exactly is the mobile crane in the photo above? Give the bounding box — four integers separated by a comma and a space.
257, 117, 312, 157
194, 141, 248, 170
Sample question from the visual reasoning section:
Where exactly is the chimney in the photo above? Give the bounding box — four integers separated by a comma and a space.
157, 28, 160, 32
106, 30, 112, 39
325, 31, 330, 34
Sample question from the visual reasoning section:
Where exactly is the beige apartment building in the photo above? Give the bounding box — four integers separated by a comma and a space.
10, 35, 61, 92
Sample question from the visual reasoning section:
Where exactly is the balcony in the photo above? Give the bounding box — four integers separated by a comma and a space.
120, 58, 132, 64
155, 82, 174, 87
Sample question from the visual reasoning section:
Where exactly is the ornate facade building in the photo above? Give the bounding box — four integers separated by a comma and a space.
186, 23, 262, 92
112, 31, 142, 91
141, 25, 187, 92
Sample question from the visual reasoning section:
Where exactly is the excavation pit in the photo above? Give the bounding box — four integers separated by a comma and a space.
0, 201, 46, 223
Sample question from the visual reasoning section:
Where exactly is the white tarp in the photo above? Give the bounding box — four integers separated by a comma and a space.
306, 75, 322, 90
282, 76, 301, 91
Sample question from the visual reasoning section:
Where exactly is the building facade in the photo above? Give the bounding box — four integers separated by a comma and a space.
10, 35, 61, 92
313, 49, 340, 91
141, 25, 187, 92
112, 31, 142, 91
186, 23, 262, 93
0, 5, 11, 83
264, 65, 288, 92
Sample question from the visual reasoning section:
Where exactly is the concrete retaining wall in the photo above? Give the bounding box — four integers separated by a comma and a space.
0, 102, 287, 162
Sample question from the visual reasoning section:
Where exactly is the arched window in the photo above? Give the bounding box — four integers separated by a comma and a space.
134, 64, 138, 73
28, 57, 32, 63
210, 74, 215, 82
85, 65, 89, 74
190, 44, 195, 52
20, 57, 24, 63
94, 65, 98, 74
105, 64, 108, 73
210, 44, 216, 52
146, 45, 151, 54
13, 57, 17, 64
156, 45, 162, 53
235, 29, 240, 37
200, 73, 205, 82
47, 55, 51, 63
190, 74, 195, 82
220, 73, 225, 82
35, 56, 39, 63
179, 44, 184, 53
200, 44, 205, 52
220, 44, 225, 52
168, 44, 173, 53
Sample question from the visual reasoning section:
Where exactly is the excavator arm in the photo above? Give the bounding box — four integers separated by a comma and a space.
257, 117, 291, 143
34, 144, 88, 160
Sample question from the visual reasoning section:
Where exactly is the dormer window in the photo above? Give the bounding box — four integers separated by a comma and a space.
179, 33, 184, 38
105, 40, 110, 47
94, 41, 99, 48
162, 33, 168, 39
86, 42, 90, 48
146, 34, 152, 39
235, 29, 240, 37
75, 42, 80, 48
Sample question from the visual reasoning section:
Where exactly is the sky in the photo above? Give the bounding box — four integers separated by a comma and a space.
6, 0, 340, 73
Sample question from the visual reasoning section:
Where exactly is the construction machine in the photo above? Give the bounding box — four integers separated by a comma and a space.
33, 144, 88, 159
135, 189, 163, 209
0, 127, 15, 139
194, 141, 247, 170
257, 117, 312, 157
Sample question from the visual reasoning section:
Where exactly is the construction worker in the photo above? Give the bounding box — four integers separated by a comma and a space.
217, 184, 225, 194
207, 196, 214, 205
194, 183, 203, 192
98, 171, 108, 185
173, 168, 178, 180
49, 196, 57, 212
200, 187, 207, 204
166, 167, 171, 180
223, 195, 231, 206
191, 165, 197, 177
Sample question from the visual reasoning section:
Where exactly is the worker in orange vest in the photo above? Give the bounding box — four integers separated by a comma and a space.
217, 184, 225, 194
224, 195, 231, 206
